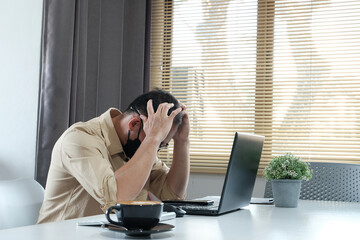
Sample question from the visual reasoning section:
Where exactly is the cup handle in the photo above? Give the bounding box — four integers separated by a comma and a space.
105, 205, 122, 225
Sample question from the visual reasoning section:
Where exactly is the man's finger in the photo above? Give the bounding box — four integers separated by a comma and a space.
147, 99, 154, 115
169, 107, 182, 119
157, 102, 174, 115
139, 114, 148, 123
178, 102, 186, 111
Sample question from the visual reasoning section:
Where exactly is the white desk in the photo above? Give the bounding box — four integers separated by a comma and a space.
1, 200, 359, 240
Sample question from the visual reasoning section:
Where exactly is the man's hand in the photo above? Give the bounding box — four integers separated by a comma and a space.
140, 100, 182, 143
173, 102, 190, 143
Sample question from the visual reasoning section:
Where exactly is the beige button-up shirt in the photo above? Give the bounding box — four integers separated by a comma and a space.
37, 108, 180, 223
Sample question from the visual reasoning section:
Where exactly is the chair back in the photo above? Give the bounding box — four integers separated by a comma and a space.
264, 162, 360, 202
0, 178, 44, 229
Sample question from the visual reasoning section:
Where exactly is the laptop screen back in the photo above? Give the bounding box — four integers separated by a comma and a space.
218, 132, 264, 214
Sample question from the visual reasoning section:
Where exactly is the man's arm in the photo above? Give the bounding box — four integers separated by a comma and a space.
114, 100, 182, 201
114, 136, 160, 200
167, 139, 190, 199
166, 102, 190, 199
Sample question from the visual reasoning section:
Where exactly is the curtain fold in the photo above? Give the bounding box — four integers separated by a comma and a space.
36, 0, 151, 187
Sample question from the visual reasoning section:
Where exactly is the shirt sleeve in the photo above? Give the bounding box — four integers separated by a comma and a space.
60, 128, 118, 211
149, 157, 183, 200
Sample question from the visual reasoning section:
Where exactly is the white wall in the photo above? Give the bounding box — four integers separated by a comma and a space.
0, 0, 43, 180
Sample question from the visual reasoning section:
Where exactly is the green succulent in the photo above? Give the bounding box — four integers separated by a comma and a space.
263, 153, 313, 181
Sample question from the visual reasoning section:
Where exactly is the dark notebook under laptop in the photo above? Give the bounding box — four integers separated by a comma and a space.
181, 132, 265, 216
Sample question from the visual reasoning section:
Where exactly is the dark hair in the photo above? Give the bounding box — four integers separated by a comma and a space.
125, 89, 182, 125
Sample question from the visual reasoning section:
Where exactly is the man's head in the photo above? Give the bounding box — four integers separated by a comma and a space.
124, 89, 182, 126
120, 89, 183, 158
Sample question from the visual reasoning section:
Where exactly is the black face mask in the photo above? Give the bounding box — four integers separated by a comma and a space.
123, 127, 141, 159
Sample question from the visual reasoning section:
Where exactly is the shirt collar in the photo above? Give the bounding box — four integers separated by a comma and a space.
99, 108, 124, 156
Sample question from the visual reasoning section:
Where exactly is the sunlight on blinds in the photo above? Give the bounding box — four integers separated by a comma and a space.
270, 0, 360, 163
150, 0, 360, 174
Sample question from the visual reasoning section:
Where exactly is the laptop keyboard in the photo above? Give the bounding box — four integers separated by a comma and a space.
181, 202, 219, 211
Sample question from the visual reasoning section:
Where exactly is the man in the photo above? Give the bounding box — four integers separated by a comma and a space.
37, 89, 190, 223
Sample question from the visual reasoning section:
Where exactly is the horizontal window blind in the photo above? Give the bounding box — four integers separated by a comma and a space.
150, 0, 360, 174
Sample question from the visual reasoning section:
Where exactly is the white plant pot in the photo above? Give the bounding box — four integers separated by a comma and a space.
271, 179, 302, 208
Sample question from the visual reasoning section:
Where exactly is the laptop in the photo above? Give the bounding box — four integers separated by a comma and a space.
181, 132, 265, 216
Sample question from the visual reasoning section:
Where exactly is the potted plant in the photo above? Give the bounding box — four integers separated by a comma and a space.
263, 152, 312, 207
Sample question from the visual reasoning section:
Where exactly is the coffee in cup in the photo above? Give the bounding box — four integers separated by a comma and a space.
105, 200, 164, 230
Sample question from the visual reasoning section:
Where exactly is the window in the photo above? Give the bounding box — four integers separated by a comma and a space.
150, 0, 360, 174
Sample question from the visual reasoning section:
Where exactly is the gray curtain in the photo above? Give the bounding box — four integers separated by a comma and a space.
35, 0, 151, 187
